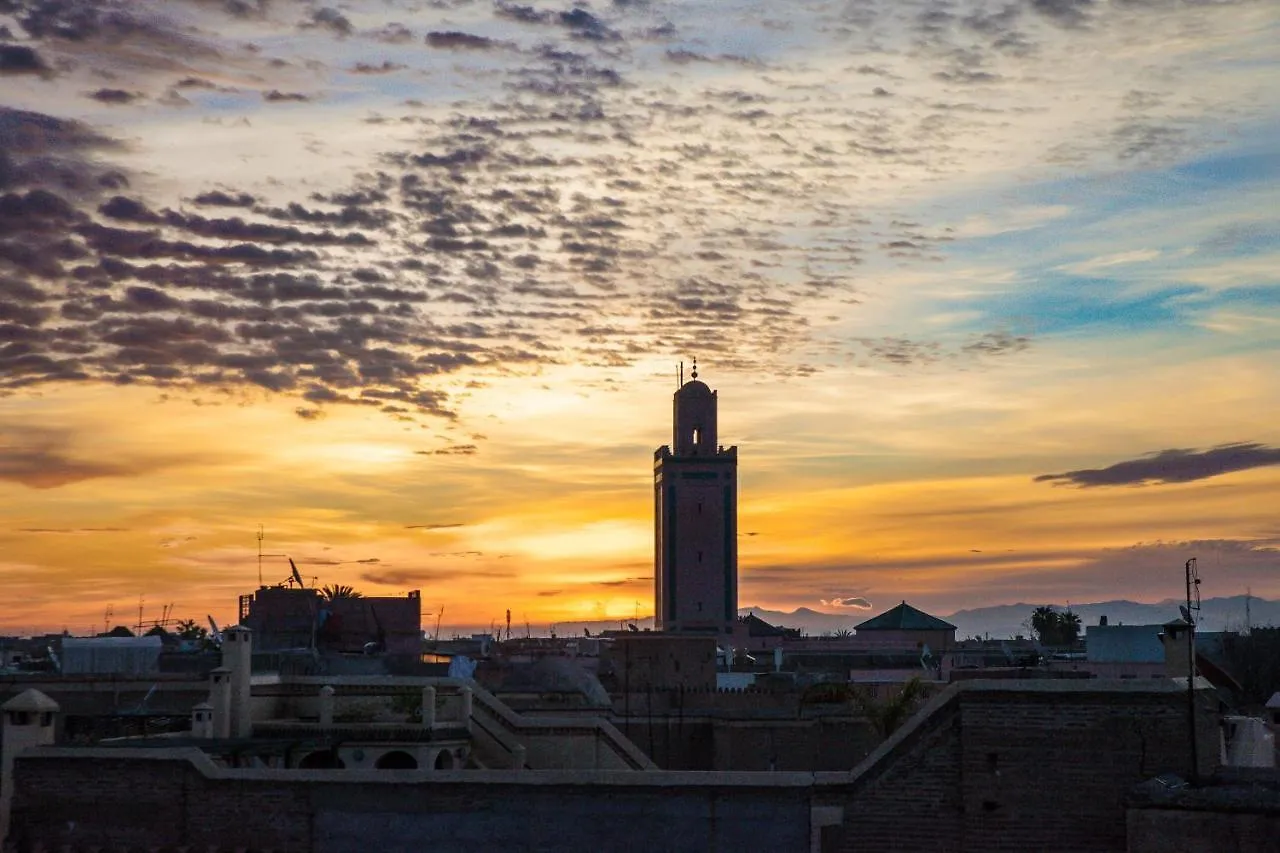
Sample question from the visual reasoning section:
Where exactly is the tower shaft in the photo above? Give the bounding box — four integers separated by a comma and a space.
654, 373, 738, 634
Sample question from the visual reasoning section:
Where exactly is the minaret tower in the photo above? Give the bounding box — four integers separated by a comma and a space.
654, 360, 738, 634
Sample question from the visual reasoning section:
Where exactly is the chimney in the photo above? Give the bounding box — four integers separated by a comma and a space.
209, 667, 232, 738
1159, 617, 1194, 680
221, 626, 254, 738
1, 690, 60, 840
191, 702, 214, 739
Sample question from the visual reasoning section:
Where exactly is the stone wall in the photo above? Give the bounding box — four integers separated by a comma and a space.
9, 750, 815, 853
1127, 808, 1280, 853
834, 680, 1222, 853
6, 680, 1225, 853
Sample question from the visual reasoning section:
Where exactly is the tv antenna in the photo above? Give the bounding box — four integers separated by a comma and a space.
1185, 557, 1201, 620
257, 524, 265, 587
1183, 556, 1202, 783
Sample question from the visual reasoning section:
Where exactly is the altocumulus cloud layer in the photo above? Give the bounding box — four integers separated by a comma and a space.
4, 0, 1275, 425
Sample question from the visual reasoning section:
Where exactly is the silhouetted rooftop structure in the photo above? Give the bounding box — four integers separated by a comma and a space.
855, 602, 956, 632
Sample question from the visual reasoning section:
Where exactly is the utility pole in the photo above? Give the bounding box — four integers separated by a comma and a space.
1185, 557, 1201, 784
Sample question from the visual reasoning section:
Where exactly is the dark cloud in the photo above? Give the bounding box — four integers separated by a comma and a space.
263, 90, 310, 103
1035, 443, 1280, 488
0, 44, 50, 76
192, 190, 256, 207
88, 88, 141, 105
425, 32, 503, 50
1030, 0, 1095, 29
302, 7, 353, 37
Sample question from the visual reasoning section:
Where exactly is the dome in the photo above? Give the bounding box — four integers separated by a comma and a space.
676, 379, 712, 396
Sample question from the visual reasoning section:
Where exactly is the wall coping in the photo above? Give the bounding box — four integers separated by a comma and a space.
845, 676, 1217, 786
16, 746, 845, 789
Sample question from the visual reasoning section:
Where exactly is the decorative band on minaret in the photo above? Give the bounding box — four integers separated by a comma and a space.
653, 363, 738, 634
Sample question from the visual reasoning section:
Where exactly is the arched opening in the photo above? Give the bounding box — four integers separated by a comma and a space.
376, 750, 418, 769
298, 749, 345, 769
434, 749, 455, 770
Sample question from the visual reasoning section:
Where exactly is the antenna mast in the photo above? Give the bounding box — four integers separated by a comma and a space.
1184, 556, 1201, 783
257, 524, 265, 587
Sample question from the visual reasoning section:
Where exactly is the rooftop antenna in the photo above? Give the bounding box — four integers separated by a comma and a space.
103, 604, 113, 636
1184, 556, 1202, 784
257, 525, 265, 587
678, 360, 683, 386
288, 557, 305, 589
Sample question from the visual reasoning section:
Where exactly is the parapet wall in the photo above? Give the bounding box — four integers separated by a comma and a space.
834, 679, 1222, 853
6, 679, 1224, 853
8, 750, 815, 852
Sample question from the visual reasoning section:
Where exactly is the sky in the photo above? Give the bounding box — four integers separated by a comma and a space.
1, 0, 1278, 636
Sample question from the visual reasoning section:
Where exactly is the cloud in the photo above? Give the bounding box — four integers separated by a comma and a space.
16, 527, 129, 534
962, 331, 1030, 357
425, 32, 504, 50
0, 44, 51, 76
0, 425, 196, 489
821, 596, 873, 609
88, 89, 142, 105
1035, 443, 1280, 488
1056, 249, 1161, 276
405, 523, 466, 530
302, 7, 353, 37
263, 90, 310, 103
360, 567, 514, 586
417, 444, 478, 456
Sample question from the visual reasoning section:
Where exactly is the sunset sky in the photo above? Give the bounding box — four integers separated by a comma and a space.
2, 0, 1278, 636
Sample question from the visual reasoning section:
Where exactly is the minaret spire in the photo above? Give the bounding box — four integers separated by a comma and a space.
690, 357, 698, 381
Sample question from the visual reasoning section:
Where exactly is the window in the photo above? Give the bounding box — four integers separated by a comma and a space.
692, 427, 701, 445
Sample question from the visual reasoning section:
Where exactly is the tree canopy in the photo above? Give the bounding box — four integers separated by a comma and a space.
322, 584, 363, 602
1030, 606, 1082, 646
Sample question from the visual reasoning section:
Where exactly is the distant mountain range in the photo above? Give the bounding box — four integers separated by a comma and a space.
738, 596, 1280, 640
442, 596, 1280, 642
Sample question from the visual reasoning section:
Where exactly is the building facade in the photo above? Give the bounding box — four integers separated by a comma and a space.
654, 365, 738, 634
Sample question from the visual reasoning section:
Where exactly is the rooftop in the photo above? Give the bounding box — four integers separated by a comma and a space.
855, 602, 956, 633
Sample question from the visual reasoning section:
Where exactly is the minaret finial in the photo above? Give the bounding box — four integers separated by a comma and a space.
691, 357, 698, 380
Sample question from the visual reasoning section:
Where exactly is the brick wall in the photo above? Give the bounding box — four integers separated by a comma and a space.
9, 751, 813, 853
7, 680, 1222, 853
835, 680, 1221, 853
1127, 808, 1280, 853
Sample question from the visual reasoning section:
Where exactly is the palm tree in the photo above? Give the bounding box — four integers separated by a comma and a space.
322, 584, 363, 603
175, 619, 208, 642
850, 676, 929, 738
